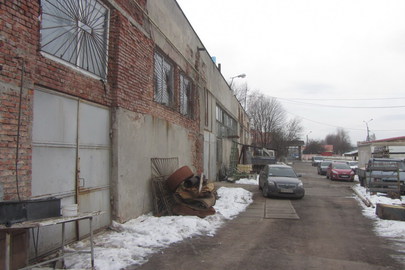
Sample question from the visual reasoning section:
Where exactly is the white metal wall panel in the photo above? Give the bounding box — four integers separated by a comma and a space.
31, 89, 111, 256
78, 148, 110, 188
203, 131, 217, 181
203, 131, 210, 179
32, 147, 76, 196
32, 91, 77, 197
33, 90, 77, 144
78, 102, 110, 146
77, 101, 111, 232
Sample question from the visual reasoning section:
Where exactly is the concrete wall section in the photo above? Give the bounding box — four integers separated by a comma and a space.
112, 108, 195, 222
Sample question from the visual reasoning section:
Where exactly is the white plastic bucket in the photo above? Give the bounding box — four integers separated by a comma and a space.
62, 204, 78, 217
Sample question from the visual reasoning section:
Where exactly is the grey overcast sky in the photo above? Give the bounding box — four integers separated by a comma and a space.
176, 0, 405, 145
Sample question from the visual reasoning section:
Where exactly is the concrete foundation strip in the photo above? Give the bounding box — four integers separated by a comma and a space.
350, 186, 375, 208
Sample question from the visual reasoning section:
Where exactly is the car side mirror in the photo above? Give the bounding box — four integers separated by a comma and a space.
297, 173, 302, 177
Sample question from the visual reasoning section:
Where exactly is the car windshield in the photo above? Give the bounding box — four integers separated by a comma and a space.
333, 163, 350, 169
347, 162, 357, 166
268, 167, 297, 177
321, 162, 331, 166
314, 157, 324, 161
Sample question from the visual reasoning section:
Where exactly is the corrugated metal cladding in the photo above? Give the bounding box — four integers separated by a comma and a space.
32, 89, 111, 253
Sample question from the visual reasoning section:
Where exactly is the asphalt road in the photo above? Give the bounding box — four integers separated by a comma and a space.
132, 162, 403, 270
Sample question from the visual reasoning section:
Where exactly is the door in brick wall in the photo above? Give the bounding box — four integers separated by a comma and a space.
32, 89, 111, 254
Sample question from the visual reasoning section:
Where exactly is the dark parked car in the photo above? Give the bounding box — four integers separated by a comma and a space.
317, 161, 332, 175
259, 164, 305, 199
326, 162, 354, 181
311, 156, 324, 166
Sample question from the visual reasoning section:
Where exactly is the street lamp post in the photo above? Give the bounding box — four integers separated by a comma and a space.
229, 73, 246, 90
306, 131, 312, 145
363, 119, 373, 141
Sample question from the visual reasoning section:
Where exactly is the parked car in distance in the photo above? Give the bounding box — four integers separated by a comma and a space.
317, 161, 332, 175
346, 161, 358, 171
326, 162, 355, 181
259, 164, 305, 199
312, 156, 325, 166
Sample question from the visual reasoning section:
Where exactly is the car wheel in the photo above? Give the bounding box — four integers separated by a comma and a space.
262, 184, 268, 198
326, 174, 329, 179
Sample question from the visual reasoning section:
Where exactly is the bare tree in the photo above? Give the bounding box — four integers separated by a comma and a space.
247, 91, 303, 158
303, 140, 325, 154
270, 117, 303, 157
284, 117, 303, 142
248, 91, 285, 148
232, 82, 249, 109
325, 128, 352, 155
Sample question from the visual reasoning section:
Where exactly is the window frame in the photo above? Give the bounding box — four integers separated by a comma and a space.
179, 73, 193, 117
153, 51, 175, 107
40, 0, 110, 79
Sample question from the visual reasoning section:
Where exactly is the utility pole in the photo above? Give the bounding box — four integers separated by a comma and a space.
363, 119, 373, 141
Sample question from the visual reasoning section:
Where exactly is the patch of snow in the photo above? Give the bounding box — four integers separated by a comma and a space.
353, 184, 405, 261
235, 178, 258, 185
63, 187, 252, 270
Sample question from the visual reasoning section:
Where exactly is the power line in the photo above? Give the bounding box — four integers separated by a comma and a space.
285, 110, 405, 132
275, 96, 405, 101
277, 98, 405, 108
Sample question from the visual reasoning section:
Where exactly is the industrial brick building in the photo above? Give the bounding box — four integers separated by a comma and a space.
0, 0, 250, 261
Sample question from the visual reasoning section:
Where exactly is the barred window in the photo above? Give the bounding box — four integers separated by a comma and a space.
40, 0, 109, 79
180, 74, 193, 116
154, 52, 174, 106
216, 104, 237, 137
216, 105, 223, 122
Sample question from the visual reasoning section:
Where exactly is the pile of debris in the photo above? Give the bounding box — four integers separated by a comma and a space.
152, 166, 217, 218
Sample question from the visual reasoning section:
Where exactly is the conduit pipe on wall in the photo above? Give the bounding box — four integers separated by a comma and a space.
15, 57, 25, 201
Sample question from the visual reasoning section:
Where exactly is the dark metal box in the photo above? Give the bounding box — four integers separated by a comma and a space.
0, 198, 61, 226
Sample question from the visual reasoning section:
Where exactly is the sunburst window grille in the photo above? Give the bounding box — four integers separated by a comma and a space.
40, 0, 109, 79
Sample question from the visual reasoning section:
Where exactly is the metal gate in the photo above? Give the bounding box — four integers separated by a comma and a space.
32, 89, 111, 254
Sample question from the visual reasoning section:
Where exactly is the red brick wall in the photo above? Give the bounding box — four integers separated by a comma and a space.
0, 1, 38, 200
0, 0, 203, 200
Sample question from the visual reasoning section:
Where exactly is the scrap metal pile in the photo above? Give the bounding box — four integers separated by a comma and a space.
152, 166, 217, 218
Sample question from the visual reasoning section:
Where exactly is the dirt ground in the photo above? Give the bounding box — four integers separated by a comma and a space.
130, 161, 404, 270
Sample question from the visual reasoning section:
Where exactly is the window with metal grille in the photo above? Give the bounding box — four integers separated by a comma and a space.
216, 104, 237, 137
180, 74, 193, 117
204, 88, 209, 127
154, 52, 174, 106
40, 0, 109, 79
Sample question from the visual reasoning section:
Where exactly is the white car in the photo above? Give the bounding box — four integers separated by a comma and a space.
346, 161, 358, 171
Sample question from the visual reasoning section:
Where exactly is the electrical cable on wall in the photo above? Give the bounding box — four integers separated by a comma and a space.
15, 57, 25, 201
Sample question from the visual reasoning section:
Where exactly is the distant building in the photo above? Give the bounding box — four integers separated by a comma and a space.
357, 136, 405, 168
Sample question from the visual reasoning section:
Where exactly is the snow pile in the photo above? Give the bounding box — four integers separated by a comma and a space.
64, 187, 252, 270
353, 184, 405, 240
235, 178, 258, 185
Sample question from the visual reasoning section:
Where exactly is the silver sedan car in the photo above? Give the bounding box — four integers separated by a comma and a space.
259, 164, 305, 199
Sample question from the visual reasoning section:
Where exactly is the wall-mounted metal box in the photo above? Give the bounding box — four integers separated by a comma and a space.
0, 198, 61, 227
